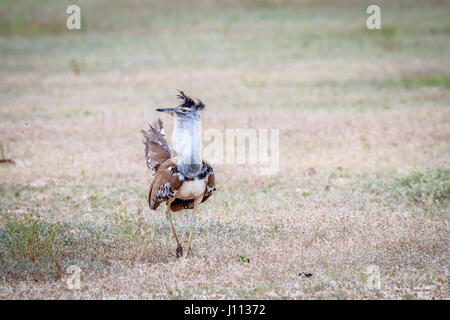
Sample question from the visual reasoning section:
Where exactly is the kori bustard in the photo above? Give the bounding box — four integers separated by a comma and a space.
141, 90, 216, 257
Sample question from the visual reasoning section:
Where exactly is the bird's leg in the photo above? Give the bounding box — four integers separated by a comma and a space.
186, 198, 201, 257
165, 200, 183, 257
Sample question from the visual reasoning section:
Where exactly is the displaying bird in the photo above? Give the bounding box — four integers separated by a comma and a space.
141, 90, 216, 257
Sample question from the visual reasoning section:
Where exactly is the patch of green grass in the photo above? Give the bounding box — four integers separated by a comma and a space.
398, 75, 450, 89
378, 75, 450, 90
111, 206, 155, 251
368, 26, 401, 38
0, 209, 63, 281
363, 168, 450, 213
0, 208, 162, 282
68, 58, 81, 75
392, 168, 450, 205
0, 19, 64, 36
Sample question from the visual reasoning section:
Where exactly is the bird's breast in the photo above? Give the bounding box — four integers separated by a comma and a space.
175, 179, 206, 200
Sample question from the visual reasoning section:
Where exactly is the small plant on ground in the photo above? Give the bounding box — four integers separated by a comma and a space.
0, 209, 62, 280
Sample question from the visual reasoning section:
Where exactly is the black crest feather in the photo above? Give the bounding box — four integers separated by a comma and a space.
176, 89, 195, 107
176, 89, 205, 110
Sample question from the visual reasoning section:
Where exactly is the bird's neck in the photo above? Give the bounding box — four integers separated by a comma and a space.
172, 117, 202, 178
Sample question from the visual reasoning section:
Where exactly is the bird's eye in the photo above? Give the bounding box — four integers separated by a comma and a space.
181, 108, 189, 113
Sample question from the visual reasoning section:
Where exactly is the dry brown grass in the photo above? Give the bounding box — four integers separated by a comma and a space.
0, 0, 449, 299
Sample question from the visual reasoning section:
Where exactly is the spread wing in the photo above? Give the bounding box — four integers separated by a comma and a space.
148, 159, 184, 210
141, 119, 172, 174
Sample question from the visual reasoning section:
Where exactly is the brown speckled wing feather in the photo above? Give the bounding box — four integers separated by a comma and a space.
148, 159, 184, 210
201, 160, 216, 203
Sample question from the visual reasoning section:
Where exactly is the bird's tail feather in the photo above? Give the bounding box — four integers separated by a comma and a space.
141, 119, 172, 173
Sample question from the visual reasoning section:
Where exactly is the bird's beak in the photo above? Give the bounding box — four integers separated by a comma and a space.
156, 107, 176, 115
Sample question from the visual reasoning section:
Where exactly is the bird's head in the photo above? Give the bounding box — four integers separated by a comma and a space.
156, 90, 205, 121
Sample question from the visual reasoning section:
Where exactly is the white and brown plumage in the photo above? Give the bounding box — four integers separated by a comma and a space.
141, 90, 216, 257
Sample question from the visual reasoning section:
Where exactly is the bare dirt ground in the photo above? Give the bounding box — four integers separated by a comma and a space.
0, 0, 449, 299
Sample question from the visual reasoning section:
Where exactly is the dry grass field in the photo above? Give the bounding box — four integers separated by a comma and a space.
0, 0, 449, 299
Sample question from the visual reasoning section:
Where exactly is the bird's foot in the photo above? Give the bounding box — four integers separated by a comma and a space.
176, 246, 183, 258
